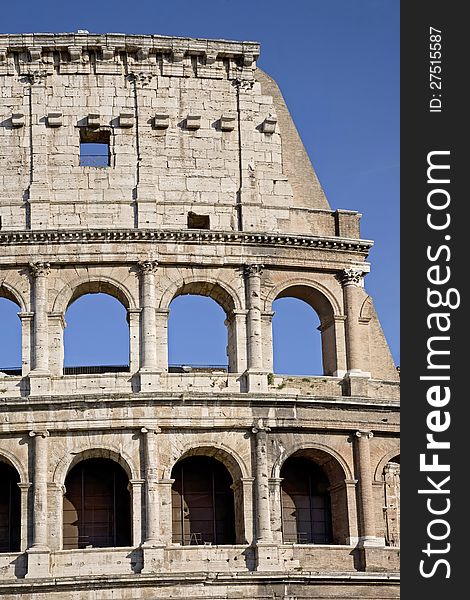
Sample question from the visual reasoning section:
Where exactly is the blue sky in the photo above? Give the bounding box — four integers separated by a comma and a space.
0, 0, 399, 374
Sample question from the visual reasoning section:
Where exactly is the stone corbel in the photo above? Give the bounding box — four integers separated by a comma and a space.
153, 113, 169, 130
186, 114, 201, 130
220, 114, 236, 131
101, 47, 115, 62
47, 112, 62, 128
262, 114, 277, 134
28, 47, 42, 63
11, 112, 25, 128
68, 46, 82, 62
86, 113, 101, 128
118, 112, 134, 128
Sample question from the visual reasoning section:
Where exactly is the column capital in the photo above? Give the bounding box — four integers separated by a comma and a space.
252, 419, 271, 435
141, 426, 161, 435
29, 262, 51, 277
355, 430, 373, 439
244, 263, 264, 277
339, 268, 365, 287
137, 259, 159, 274
29, 430, 49, 438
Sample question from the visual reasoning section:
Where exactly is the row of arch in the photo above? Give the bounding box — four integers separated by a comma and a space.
0, 273, 343, 317
0, 444, 400, 552
1, 270, 358, 376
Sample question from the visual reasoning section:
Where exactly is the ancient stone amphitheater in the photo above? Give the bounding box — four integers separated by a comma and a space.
0, 32, 399, 599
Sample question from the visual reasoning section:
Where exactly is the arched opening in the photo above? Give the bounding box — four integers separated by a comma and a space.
279, 448, 349, 544
171, 456, 236, 545
272, 285, 337, 376
63, 458, 131, 549
383, 455, 400, 547
281, 457, 332, 544
272, 297, 322, 375
0, 295, 22, 375
168, 295, 229, 372
64, 293, 130, 373
0, 460, 21, 552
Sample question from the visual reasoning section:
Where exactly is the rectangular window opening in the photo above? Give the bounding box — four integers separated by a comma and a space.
188, 212, 210, 230
80, 130, 111, 167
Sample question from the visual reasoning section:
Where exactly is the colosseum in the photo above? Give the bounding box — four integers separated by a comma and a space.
0, 32, 399, 599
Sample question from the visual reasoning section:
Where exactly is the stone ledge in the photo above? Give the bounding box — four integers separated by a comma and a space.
0, 228, 373, 254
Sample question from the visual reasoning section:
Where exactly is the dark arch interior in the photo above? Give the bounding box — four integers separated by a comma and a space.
0, 461, 21, 552
171, 456, 235, 545
63, 458, 131, 549
280, 457, 332, 544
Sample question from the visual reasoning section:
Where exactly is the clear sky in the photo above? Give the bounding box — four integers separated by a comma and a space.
0, 0, 399, 374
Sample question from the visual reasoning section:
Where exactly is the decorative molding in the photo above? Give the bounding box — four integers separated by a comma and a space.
355, 430, 373, 439
137, 260, 159, 274
339, 268, 366, 287
29, 262, 51, 277
244, 263, 264, 277
0, 228, 373, 254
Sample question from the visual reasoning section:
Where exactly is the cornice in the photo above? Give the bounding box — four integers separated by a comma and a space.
0, 228, 373, 254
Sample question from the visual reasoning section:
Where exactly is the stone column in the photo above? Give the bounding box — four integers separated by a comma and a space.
141, 427, 161, 546
29, 430, 49, 549
252, 423, 272, 543
158, 478, 175, 545
244, 265, 266, 391
18, 482, 31, 552
29, 262, 50, 374
129, 479, 145, 547
128, 308, 141, 374
26, 430, 50, 578
18, 312, 33, 375
155, 309, 169, 373
138, 261, 159, 389
355, 431, 380, 546
269, 477, 283, 543
340, 268, 367, 374
261, 311, 275, 374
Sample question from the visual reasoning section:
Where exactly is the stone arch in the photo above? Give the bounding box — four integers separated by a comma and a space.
275, 444, 351, 545
0, 450, 27, 484
0, 282, 26, 312
374, 447, 400, 482
62, 453, 132, 550
272, 441, 352, 481
162, 277, 243, 372
266, 278, 344, 376
52, 275, 137, 314
265, 278, 342, 321
360, 296, 374, 322
53, 445, 137, 486
159, 276, 242, 315
169, 444, 245, 546
167, 443, 247, 482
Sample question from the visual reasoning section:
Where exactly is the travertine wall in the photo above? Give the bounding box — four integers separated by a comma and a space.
0, 32, 399, 599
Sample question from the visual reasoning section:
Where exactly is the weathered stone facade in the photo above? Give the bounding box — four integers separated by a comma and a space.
0, 33, 399, 598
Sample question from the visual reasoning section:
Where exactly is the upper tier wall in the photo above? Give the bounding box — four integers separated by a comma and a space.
0, 33, 363, 238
